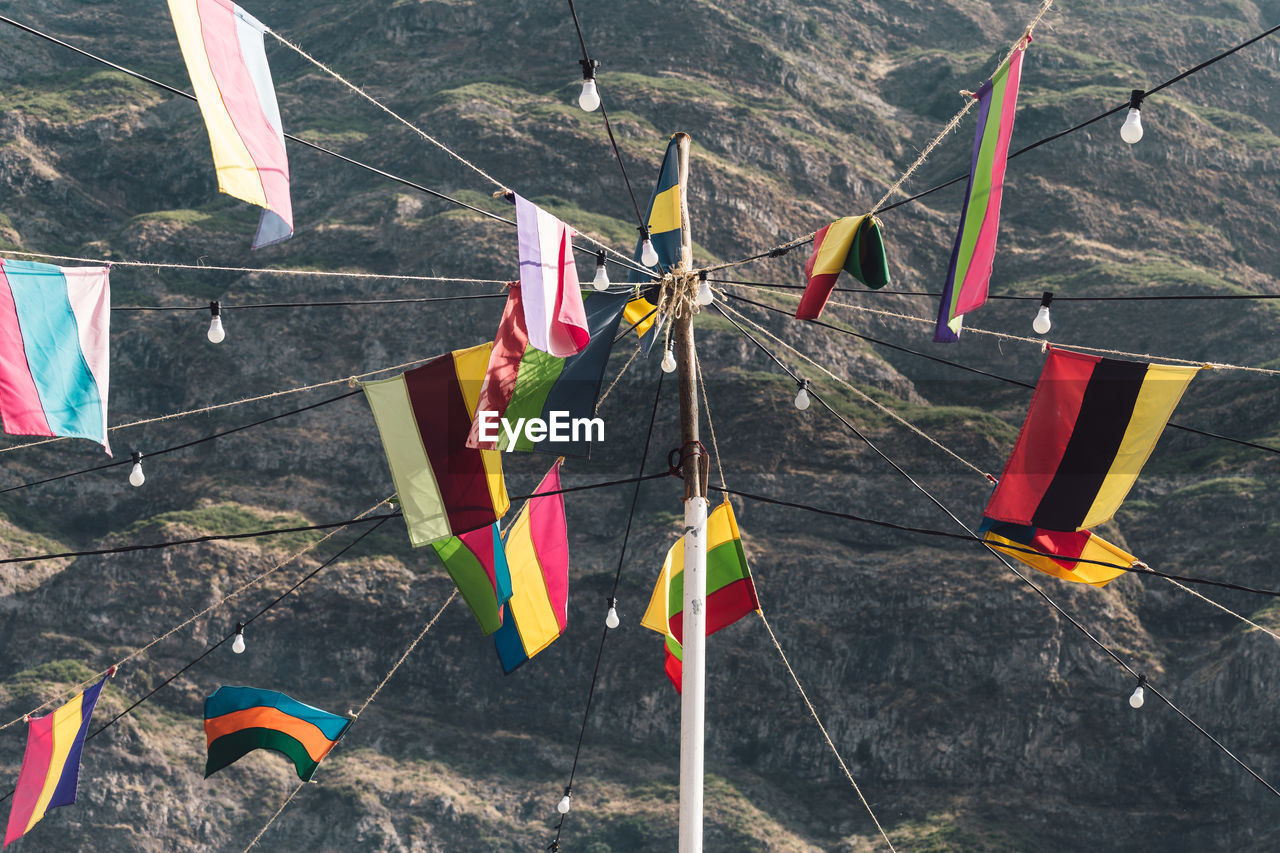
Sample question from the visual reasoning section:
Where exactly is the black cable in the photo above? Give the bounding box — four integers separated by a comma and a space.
112, 294, 508, 311
718, 307, 1280, 798
0, 390, 361, 494
0, 14, 658, 280
550, 373, 665, 849
722, 290, 1280, 456
712, 20, 1280, 266
711, 279, 1280, 302
613, 305, 658, 345
0, 473, 673, 567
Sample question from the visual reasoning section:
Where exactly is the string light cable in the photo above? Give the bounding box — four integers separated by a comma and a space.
711, 278, 1280, 302
0, 14, 657, 281
701, 16, 1280, 274
713, 310, 1280, 799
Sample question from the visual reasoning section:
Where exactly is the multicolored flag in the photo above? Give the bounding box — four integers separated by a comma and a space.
641, 501, 759, 691
4, 677, 107, 847
797, 215, 890, 320
431, 523, 512, 635
980, 517, 1134, 586
984, 347, 1200, 532
513, 194, 590, 357
0, 260, 110, 453
625, 135, 686, 353
168, 0, 293, 248
493, 461, 570, 673
363, 344, 510, 547
204, 686, 350, 782
466, 283, 628, 457
935, 42, 1028, 342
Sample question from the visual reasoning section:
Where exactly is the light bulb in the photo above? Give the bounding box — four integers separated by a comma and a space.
207, 300, 225, 343
232, 631, 246, 655
1033, 306, 1052, 335
578, 78, 600, 112
661, 347, 676, 374
696, 279, 714, 306
128, 452, 145, 487
606, 606, 620, 630
557, 794, 572, 814
592, 252, 610, 290
1121, 108, 1143, 144
1129, 684, 1144, 709
794, 381, 810, 411
641, 238, 659, 268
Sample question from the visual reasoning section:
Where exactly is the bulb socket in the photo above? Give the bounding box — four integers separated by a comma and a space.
1128, 89, 1145, 110
235, 621, 245, 635
210, 300, 222, 318
798, 378, 810, 392
131, 451, 143, 465
579, 58, 599, 81
1040, 291, 1054, 308
595, 250, 605, 270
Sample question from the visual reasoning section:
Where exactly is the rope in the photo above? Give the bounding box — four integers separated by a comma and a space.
241, 589, 457, 852
0, 351, 449, 456
694, 349, 728, 495
1160, 576, 1280, 646
0, 497, 393, 733
594, 343, 642, 412
0, 249, 510, 286
757, 609, 898, 852
714, 296, 989, 477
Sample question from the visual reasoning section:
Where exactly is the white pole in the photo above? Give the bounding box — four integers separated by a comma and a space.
678, 495, 708, 853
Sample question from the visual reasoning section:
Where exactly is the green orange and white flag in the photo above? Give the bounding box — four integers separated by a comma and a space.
796, 215, 890, 320
935, 40, 1029, 341
363, 344, 510, 547
641, 501, 759, 691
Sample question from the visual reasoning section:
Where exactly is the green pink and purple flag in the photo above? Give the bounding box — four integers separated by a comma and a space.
935, 42, 1028, 342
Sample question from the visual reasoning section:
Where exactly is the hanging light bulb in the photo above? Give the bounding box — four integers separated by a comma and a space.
577, 59, 600, 112
1121, 89, 1145, 144
592, 250, 610, 290
638, 226, 660, 267
207, 300, 225, 343
557, 788, 573, 814
1032, 291, 1053, 335
128, 451, 145, 487
605, 596, 620, 629
232, 622, 246, 655
794, 379, 811, 411
661, 346, 677, 374
695, 273, 714, 307
1129, 675, 1146, 709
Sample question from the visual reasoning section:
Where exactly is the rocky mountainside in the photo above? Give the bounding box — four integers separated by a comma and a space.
1, 0, 1279, 850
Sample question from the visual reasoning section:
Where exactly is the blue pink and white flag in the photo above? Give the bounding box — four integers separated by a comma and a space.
168, 0, 293, 249
0, 260, 110, 453
935, 42, 1028, 342
513, 194, 590, 357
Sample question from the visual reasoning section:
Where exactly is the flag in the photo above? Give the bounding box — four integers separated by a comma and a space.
513, 194, 590, 357
796, 215, 890, 320
363, 344, 510, 547
493, 461, 570, 673
641, 501, 759, 691
625, 135, 686, 353
4, 678, 106, 847
935, 43, 1028, 342
204, 686, 350, 782
168, 0, 293, 248
0, 260, 110, 454
431, 523, 512, 635
984, 347, 1200, 531
980, 517, 1134, 586
466, 283, 629, 457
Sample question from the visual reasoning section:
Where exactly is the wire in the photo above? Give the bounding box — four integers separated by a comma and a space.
113, 294, 507, 311
712, 279, 1280, 302
722, 291, 1280, 456
0, 14, 657, 280
0, 391, 359, 494
718, 312, 1280, 798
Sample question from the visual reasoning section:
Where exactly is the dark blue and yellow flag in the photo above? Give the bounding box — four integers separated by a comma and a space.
626, 135, 685, 353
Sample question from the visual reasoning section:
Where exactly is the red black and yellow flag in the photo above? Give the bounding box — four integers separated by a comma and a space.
984, 347, 1200, 532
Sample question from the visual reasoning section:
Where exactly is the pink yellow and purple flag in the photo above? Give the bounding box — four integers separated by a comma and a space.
0, 260, 110, 453
4, 678, 107, 847
168, 0, 293, 249
493, 460, 570, 673
935, 42, 1028, 342
513, 194, 590, 357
